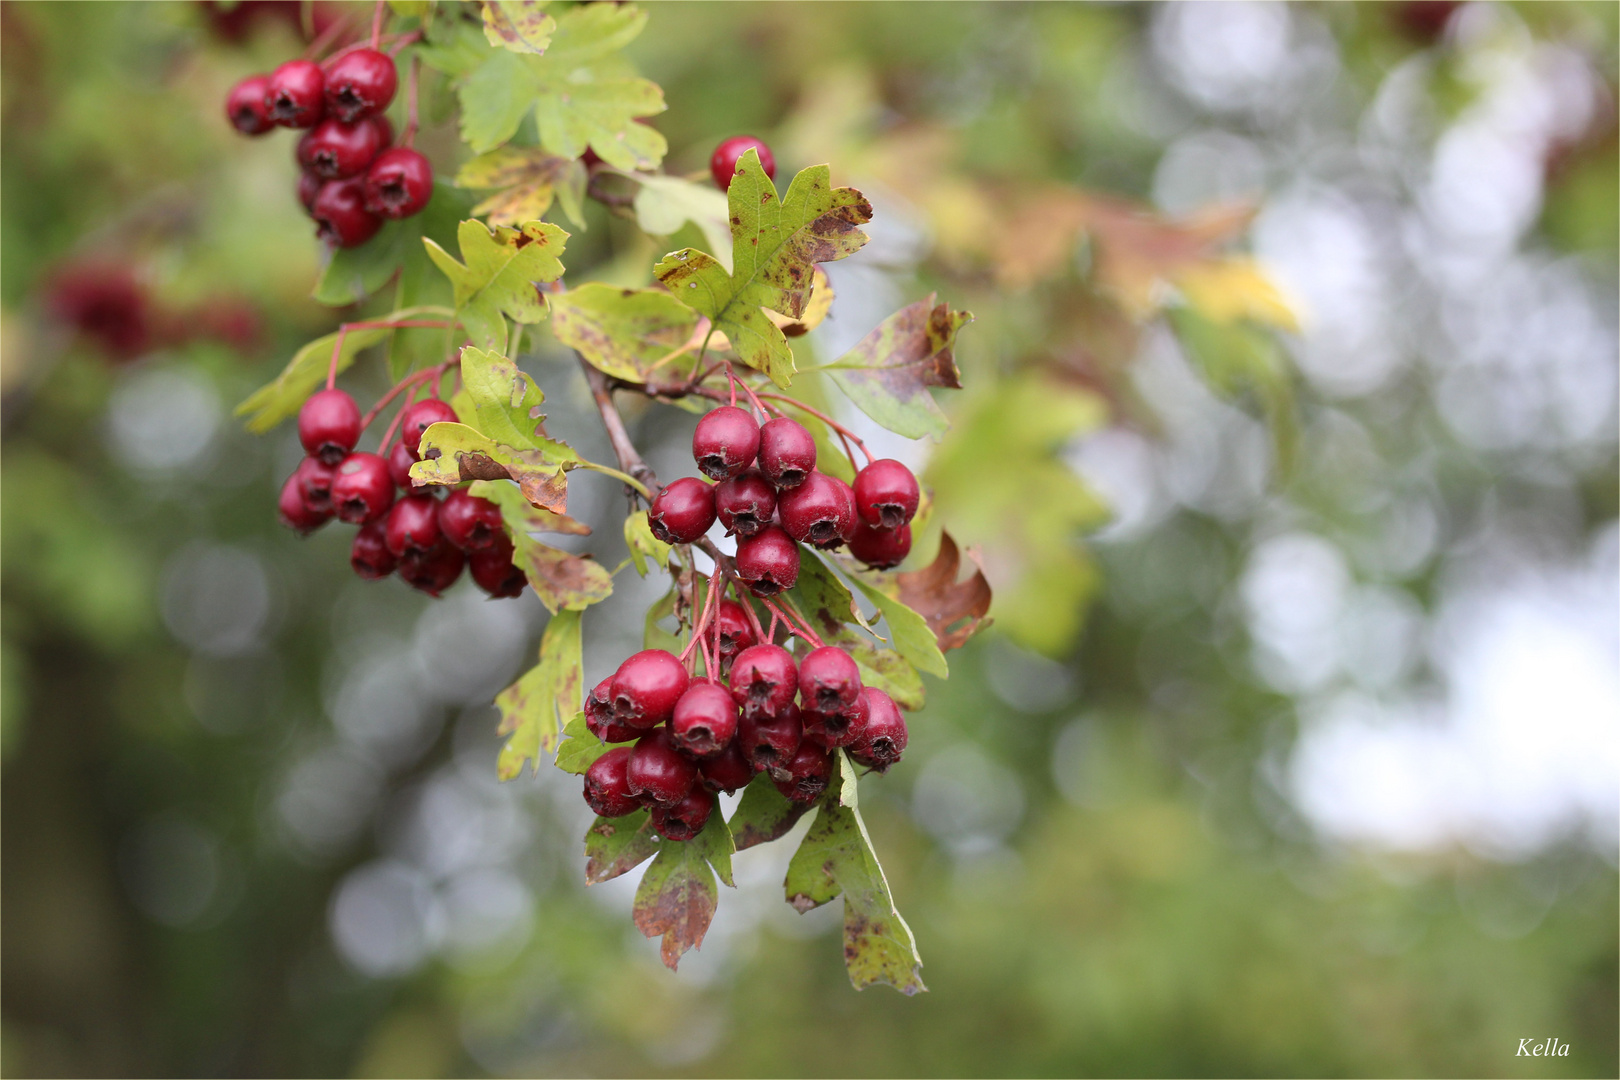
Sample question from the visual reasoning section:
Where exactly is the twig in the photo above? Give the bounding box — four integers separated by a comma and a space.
576, 352, 660, 498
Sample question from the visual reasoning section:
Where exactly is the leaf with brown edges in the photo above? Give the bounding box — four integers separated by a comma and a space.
822, 295, 972, 439
894, 531, 992, 652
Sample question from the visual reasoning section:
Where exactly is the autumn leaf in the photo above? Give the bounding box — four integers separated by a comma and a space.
481, 0, 555, 54
411, 422, 571, 512
727, 773, 811, 851
423, 219, 567, 352
893, 531, 992, 653
469, 479, 589, 537
585, 809, 661, 884
456, 147, 586, 228
631, 812, 733, 969
494, 608, 581, 778
548, 283, 701, 384
822, 294, 972, 439
510, 531, 613, 613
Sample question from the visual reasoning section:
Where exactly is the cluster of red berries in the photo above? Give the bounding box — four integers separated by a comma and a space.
647, 406, 922, 595
277, 387, 525, 599
225, 47, 432, 247
582, 637, 910, 839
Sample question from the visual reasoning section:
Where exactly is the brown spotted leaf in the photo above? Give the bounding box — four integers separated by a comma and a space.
482, 0, 556, 54
584, 808, 661, 884
632, 834, 718, 970
893, 531, 992, 652
823, 295, 972, 439
548, 283, 701, 384
494, 608, 581, 778
510, 532, 612, 613
456, 147, 585, 227
411, 422, 572, 513
727, 773, 811, 851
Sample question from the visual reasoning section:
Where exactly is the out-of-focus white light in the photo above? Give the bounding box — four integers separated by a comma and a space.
330, 859, 443, 977
160, 542, 272, 657
107, 366, 221, 476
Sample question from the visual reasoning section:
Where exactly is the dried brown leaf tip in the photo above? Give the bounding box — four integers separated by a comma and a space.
896, 531, 992, 652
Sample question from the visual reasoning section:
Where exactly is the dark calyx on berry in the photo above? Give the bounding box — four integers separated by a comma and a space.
265, 59, 325, 127
311, 177, 381, 248
848, 521, 911, 569
734, 525, 799, 596
278, 472, 330, 535
226, 74, 274, 135
398, 539, 464, 597
670, 681, 738, 759
330, 452, 396, 524
727, 643, 798, 720
363, 147, 434, 219
610, 649, 690, 729
850, 688, 908, 772
399, 397, 459, 456
297, 117, 386, 180
778, 471, 855, 549
714, 470, 776, 538
651, 786, 714, 841
294, 455, 338, 513
739, 706, 802, 776
803, 687, 868, 750
799, 645, 862, 713
469, 534, 525, 599
384, 493, 442, 557
773, 741, 831, 804
710, 135, 776, 189
440, 488, 503, 551
757, 416, 816, 489
350, 519, 398, 580
298, 387, 362, 464
324, 48, 397, 123
714, 599, 757, 662
692, 405, 760, 480
853, 458, 920, 530
625, 728, 697, 806
585, 677, 641, 744
646, 477, 715, 545
584, 747, 643, 818
698, 741, 754, 794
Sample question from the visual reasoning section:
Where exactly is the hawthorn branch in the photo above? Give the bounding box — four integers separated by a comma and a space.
577, 353, 659, 498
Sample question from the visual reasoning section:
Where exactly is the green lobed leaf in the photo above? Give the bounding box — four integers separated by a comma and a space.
456, 345, 571, 454
482, 0, 556, 54
728, 772, 810, 851
632, 831, 718, 970
549, 283, 700, 384
653, 151, 872, 388
832, 553, 949, 680
823, 295, 973, 440
423, 219, 568, 352
631, 173, 734, 271
623, 511, 671, 576
554, 711, 621, 775
585, 809, 661, 884
411, 421, 572, 512
688, 805, 736, 888
456, 147, 585, 228
494, 607, 582, 778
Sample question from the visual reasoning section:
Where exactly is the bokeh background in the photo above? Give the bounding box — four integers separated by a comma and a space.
3, 1, 1617, 1076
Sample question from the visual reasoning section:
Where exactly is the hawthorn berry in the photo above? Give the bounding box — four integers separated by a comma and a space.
799, 645, 862, 713
738, 706, 803, 776
278, 472, 330, 534
692, 405, 760, 480
324, 48, 396, 123
734, 525, 799, 596
625, 727, 697, 805
757, 417, 816, 489
226, 74, 274, 135
469, 534, 526, 599
670, 681, 738, 759
773, 741, 831, 804
853, 458, 920, 530
850, 688, 907, 772
362, 147, 433, 219
293, 455, 338, 513
398, 539, 464, 597
297, 387, 362, 464
646, 477, 715, 545
583, 746, 643, 818
399, 398, 458, 457
778, 471, 856, 549
265, 58, 325, 128
384, 493, 442, 557
714, 599, 757, 662
610, 649, 690, 730
586, 678, 641, 745
803, 686, 868, 750
698, 741, 754, 793
311, 177, 382, 248
440, 488, 503, 551
350, 519, 398, 580
297, 117, 386, 180
728, 643, 798, 720
714, 470, 776, 538
710, 135, 775, 189
298, 170, 323, 213
652, 787, 714, 841
387, 439, 417, 488
330, 451, 396, 524
848, 521, 911, 570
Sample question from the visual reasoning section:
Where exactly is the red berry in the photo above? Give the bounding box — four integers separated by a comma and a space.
298, 170, 323, 213
670, 682, 738, 759
773, 741, 831, 804
610, 649, 690, 730
625, 727, 698, 806
715, 599, 757, 662
386, 439, 417, 488
384, 493, 442, 557
778, 471, 855, 549
710, 135, 776, 189
440, 488, 503, 551
265, 58, 325, 128
698, 741, 754, 793
350, 519, 398, 580
734, 524, 799, 596
727, 643, 798, 721
798, 645, 862, 713
803, 688, 869, 750
324, 47, 397, 123
469, 534, 526, 599
651, 786, 714, 841
398, 539, 464, 597
278, 472, 330, 535
738, 705, 802, 776
362, 147, 434, 219
43, 264, 151, 359
297, 117, 387, 180
584, 746, 643, 818
585, 677, 640, 744
850, 688, 907, 772
848, 521, 911, 569
311, 177, 382, 248
714, 470, 776, 538
399, 398, 458, 457
757, 417, 816, 489
853, 459, 920, 530
293, 455, 338, 513
646, 477, 715, 545
226, 74, 274, 135
692, 405, 760, 480
330, 451, 396, 524
297, 387, 362, 464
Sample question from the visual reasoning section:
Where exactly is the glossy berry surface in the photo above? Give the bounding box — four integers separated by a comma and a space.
311, 177, 381, 248
398, 539, 464, 597
850, 688, 907, 772
709, 135, 775, 189
714, 600, 757, 662
278, 472, 329, 534
265, 59, 325, 127
324, 48, 397, 123
670, 682, 738, 759
734, 525, 799, 596
350, 519, 397, 580
803, 688, 868, 750
652, 787, 714, 841
692, 405, 760, 480
625, 728, 697, 806
714, 470, 776, 538
297, 387, 362, 464
226, 74, 274, 135
440, 488, 503, 551
778, 471, 856, 549
773, 741, 831, 804
384, 493, 442, 557
757, 417, 816, 489
399, 398, 458, 457
387, 440, 417, 488
848, 521, 911, 569
853, 458, 920, 530
583, 747, 642, 818
298, 170, 323, 212
799, 645, 862, 713
293, 455, 338, 513
698, 741, 754, 794
330, 452, 396, 524
610, 649, 690, 730
727, 643, 798, 720
646, 477, 715, 545
297, 117, 385, 180
363, 147, 434, 219
469, 535, 526, 599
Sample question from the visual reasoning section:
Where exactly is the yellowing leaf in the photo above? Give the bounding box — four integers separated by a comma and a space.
623, 511, 671, 576
548, 283, 700, 383
764, 266, 834, 337
823, 295, 972, 439
411, 421, 571, 512
1174, 257, 1302, 333
481, 0, 555, 54
423, 219, 567, 352
456, 147, 585, 227
469, 479, 589, 536
495, 607, 581, 778
511, 531, 613, 613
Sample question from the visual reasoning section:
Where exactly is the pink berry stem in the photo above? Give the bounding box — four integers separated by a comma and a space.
679, 564, 725, 665
733, 585, 768, 644
359, 359, 456, 431
303, 13, 355, 60
370, 0, 385, 48
386, 30, 424, 58
761, 597, 823, 649
755, 392, 872, 466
